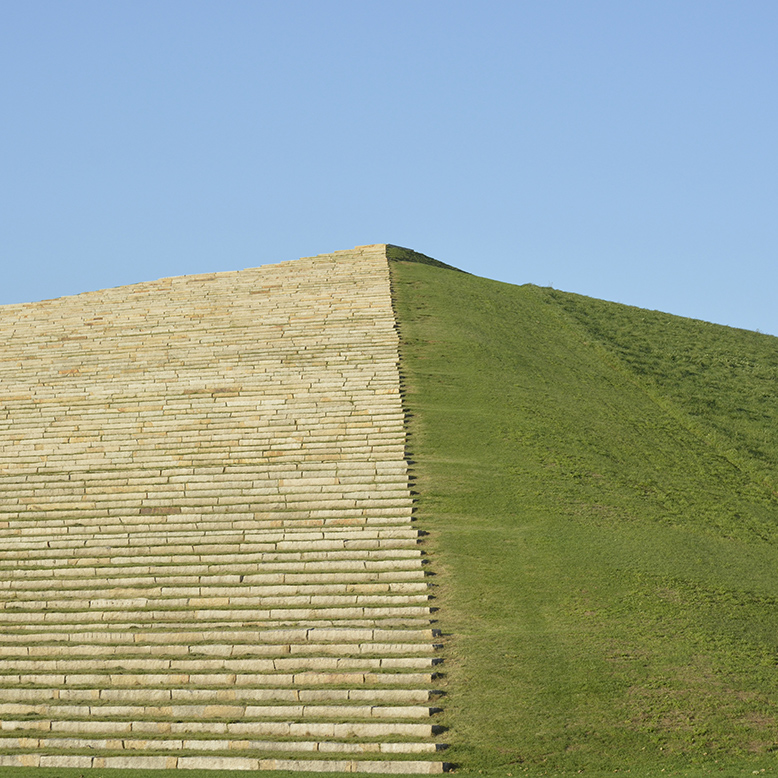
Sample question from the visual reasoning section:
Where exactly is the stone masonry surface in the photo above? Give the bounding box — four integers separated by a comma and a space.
0, 245, 446, 773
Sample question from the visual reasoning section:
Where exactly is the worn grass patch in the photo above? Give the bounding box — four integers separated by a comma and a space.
389, 259, 778, 775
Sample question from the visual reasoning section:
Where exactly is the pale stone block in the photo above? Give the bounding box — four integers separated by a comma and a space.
371, 705, 433, 718
355, 761, 445, 774
101, 755, 179, 769
39, 755, 95, 768
0, 755, 39, 767
380, 743, 440, 753
179, 756, 260, 770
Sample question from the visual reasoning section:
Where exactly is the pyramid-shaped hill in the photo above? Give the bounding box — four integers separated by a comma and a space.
0, 245, 446, 773
389, 258, 778, 774
4, 245, 778, 776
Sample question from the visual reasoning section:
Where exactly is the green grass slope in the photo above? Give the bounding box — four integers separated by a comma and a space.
389, 258, 778, 776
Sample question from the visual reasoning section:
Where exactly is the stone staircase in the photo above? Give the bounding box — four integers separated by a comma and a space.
0, 245, 447, 772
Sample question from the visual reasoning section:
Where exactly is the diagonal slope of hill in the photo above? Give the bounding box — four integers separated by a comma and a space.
389, 255, 778, 775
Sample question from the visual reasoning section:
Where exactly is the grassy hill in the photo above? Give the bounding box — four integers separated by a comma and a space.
389, 257, 778, 776
2, 252, 776, 778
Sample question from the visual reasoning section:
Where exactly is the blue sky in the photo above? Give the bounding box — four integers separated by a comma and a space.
2, 1, 776, 334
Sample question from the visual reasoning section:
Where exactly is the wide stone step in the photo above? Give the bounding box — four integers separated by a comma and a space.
0, 671, 438, 687
1, 558, 429, 579
0, 642, 441, 660
0, 686, 443, 704
0, 736, 444, 755
0, 633, 440, 652
1, 525, 420, 549
0, 754, 447, 774
1, 461, 410, 479
0, 717, 440, 740
1, 540, 420, 561
0, 570, 428, 590
0, 613, 434, 633
0, 482, 408, 506
3, 547, 424, 568
0, 698, 440, 719
0, 593, 430, 610
0, 621, 440, 639
0, 516, 414, 539
0, 580, 430, 597
0, 489, 412, 506
2, 505, 414, 521
0, 602, 433, 619
0, 656, 439, 675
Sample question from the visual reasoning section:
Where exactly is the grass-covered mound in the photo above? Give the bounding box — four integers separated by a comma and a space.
389, 258, 778, 776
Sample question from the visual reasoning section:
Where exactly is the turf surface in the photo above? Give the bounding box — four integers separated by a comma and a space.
389, 257, 778, 776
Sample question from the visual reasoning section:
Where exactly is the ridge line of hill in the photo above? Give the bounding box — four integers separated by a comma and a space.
537, 285, 778, 505
525, 285, 778, 509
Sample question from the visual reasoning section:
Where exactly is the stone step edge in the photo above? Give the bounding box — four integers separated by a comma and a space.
2, 718, 446, 741
0, 754, 450, 772
3, 545, 426, 560
0, 620, 435, 633
0, 702, 441, 718
0, 736, 447, 754
0, 516, 413, 533
0, 627, 440, 643
0, 582, 431, 597
0, 598, 435, 611
3, 553, 428, 567
0, 568, 428, 581
2, 626, 440, 639
0, 669, 440, 684
0, 745, 448, 763
2, 535, 421, 554
0, 687, 442, 700
0, 649, 441, 663
1, 508, 415, 520
0, 511, 413, 529
0, 610, 434, 626
3, 523, 417, 539
0, 629, 436, 644
0, 733, 448, 756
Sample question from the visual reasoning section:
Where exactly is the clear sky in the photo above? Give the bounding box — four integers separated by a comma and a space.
2, 1, 776, 335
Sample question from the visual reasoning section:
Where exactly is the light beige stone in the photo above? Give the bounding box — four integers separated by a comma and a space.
0, 245, 445, 772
